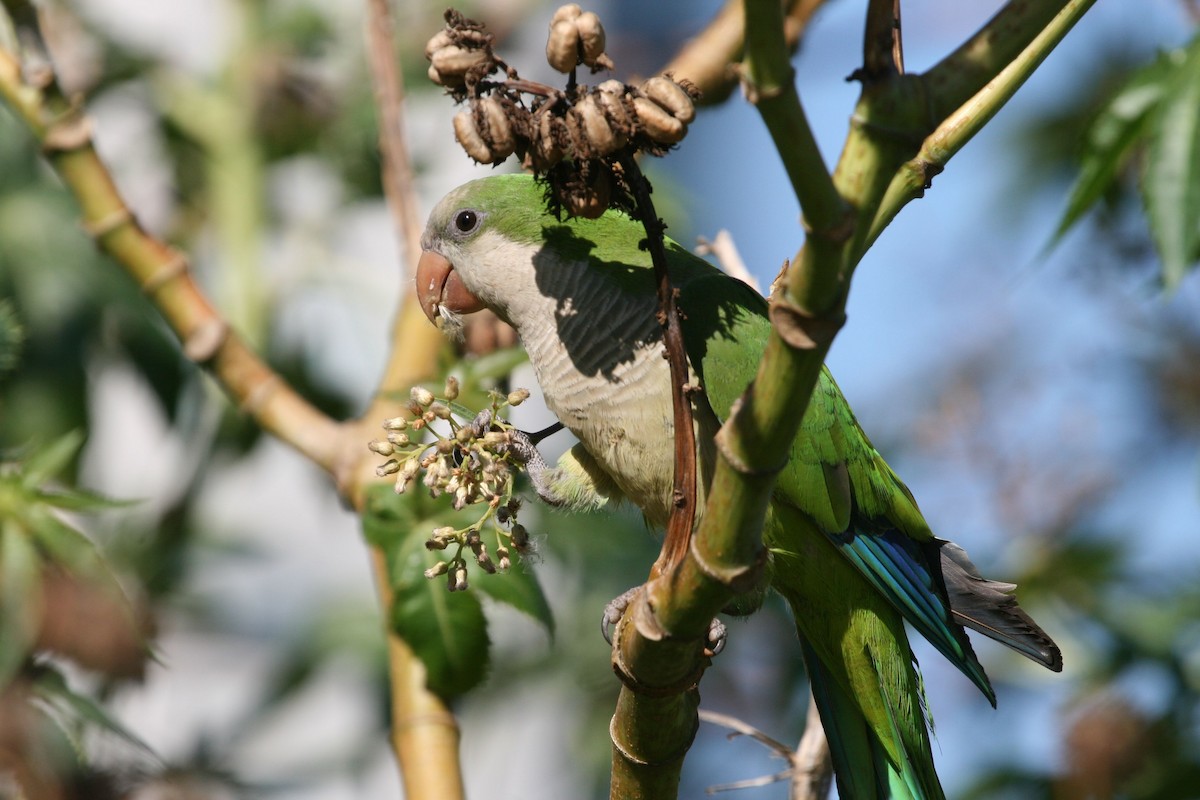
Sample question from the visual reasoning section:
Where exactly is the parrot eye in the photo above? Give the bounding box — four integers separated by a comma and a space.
453, 209, 480, 234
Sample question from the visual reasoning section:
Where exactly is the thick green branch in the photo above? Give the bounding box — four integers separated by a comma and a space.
866, 0, 1099, 250
923, 0, 1077, 122
742, 0, 847, 240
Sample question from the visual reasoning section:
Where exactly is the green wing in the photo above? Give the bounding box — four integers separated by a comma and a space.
675, 269, 997, 703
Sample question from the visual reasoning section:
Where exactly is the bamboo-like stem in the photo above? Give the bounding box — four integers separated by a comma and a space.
369, 548, 465, 800
0, 46, 343, 473
742, 0, 847, 243
359, 3, 464, 798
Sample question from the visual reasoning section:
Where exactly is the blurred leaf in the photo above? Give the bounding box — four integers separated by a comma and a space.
26, 507, 106, 577
31, 486, 135, 512
474, 563, 555, 638
1143, 36, 1200, 288
0, 521, 42, 686
30, 663, 155, 756
363, 485, 491, 700
18, 430, 84, 489
0, 298, 22, 375
1054, 53, 1172, 240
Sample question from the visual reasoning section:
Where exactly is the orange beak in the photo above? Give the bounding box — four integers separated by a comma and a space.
415, 250, 485, 323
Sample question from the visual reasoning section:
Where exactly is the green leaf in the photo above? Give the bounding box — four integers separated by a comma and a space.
390, 532, 490, 701
31, 486, 135, 512
25, 506, 105, 577
362, 485, 491, 700
1143, 37, 1200, 288
0, 298, 23, 375
361, 483, 419, 550
474, 563, 555, 639
30, 663, 156, 757
19, 430, 85, 489
1055, 52, 1174, 239
0, 522, 42, 687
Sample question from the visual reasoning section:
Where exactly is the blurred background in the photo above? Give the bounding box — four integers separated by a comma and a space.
1, 0, 1198, 798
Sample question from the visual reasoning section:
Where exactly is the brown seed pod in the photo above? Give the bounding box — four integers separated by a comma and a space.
567, 95, 621, 158
546, 18, 580, 73
575, 11, 607, 67
632, 96, 685, 144
424, 30, 454, 60
565, 169, 613, 219
551, 4, 583, 24
454, 109, 495, 163
479, 95, 515, 159
528, 108, 566, 170
429, 45, 490, 88
596, 81, 632, 139
641, 76, 696, 124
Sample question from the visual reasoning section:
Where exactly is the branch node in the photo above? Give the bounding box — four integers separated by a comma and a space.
609, 711, 699, 767
610, 595, 708, 697
183, 319, 228, 364
82, 207, 134, 241
40, 106, 92, 154
801, 206, 856, 245
241, 374, 283, 416
736, 63, 794, 105
139, 251, 189, 295
713, 421, 790, 477
690, 535, 768, 595
767, 298, 846, 351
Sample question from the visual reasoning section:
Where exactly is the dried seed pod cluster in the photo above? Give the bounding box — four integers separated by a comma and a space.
423, 13, 499, 90
429, 8, 700, 218
370, 379, 538, 591
545, 4, 612, 73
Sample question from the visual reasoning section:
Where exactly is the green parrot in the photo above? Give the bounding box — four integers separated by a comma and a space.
415, 174, 1061, 799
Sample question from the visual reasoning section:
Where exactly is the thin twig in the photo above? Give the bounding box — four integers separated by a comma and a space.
697, 697, 832, 800
618, 155, 698, 576
791, 692, 833, 800
695, 230, 759, 293
365, 0, 425, 274
699, 709, 795, 758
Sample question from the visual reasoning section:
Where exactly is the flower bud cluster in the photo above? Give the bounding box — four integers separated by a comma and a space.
427, 6, 699, 220
421, 496, 535, 592
370, 378, 538, 592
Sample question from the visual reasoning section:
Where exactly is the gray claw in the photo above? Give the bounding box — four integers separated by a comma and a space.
707, 617, 727, 656
601, 586, 642, 645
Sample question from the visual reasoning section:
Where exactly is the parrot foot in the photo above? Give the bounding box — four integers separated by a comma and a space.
502, 424, 570, 507
601, 586, 727, 657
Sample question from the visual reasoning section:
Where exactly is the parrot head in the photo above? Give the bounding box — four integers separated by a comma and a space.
416, 174, 559, 338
